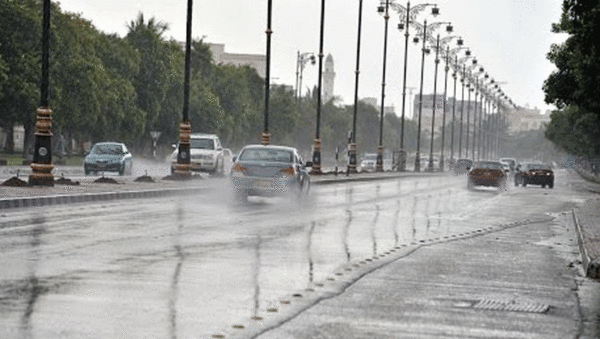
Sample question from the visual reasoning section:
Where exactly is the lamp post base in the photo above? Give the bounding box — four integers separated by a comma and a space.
310, 138, 322, 175
29, 107, 54, 186
376, 146, 384, 172
414, 151, 421, 172
347, 143, 358, 174
29, 164, 54, 186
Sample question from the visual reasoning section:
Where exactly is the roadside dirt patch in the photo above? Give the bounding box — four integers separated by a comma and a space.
93, 177, 120, 184
1, 177, 29, 187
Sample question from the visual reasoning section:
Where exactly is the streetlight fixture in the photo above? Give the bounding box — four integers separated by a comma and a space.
413, 18, 452, 173
348, 0, 365, 174
295, 51, 316, 102
471, 67, 485, 161
29, 0, 54, 186
448, 47, 469, 163
262, 0, 273, 146
463, 59, 478, 159
438, 38, 464, 172
390, 1, 440, 171
173, 0, 194, 179
310, 0, 326, 174
376, 0, 391, 172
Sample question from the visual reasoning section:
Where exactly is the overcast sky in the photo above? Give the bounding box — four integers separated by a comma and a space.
56, 0, 567, 117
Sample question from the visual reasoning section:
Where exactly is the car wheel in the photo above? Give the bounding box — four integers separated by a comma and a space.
119, 164, 125, 176
514, 176, 519, 186
85, 169, 90, 176
548, 181, 554, 189
542, 184, 546, 188
236, 190, 248, 203
217, 159, 225, 177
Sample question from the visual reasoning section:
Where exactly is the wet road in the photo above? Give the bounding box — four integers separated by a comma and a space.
0, 170, 596, 338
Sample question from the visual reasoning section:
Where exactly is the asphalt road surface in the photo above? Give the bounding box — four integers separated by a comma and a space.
1, 170, 598, 338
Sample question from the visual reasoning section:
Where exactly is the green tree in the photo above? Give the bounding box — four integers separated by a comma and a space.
0, 0, 41, 153
543, 0, 600, 156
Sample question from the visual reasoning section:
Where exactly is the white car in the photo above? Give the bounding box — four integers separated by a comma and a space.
171, 133, 226, 175
360, 154, 378, 172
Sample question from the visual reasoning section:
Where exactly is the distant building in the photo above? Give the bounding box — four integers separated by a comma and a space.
413, 94, 482, 130
323, 54, 336, 103
207, 43, 266, 78
0, 126, 25, 152
362, 97, 396, 116
507, 105, 550, 134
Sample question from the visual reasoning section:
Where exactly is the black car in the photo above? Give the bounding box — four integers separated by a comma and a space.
514, 163, 554, 188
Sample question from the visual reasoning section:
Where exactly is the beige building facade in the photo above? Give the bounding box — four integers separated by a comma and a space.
207, 43, 266, 78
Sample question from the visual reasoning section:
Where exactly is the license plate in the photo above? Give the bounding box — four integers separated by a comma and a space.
255, 179, 270, 188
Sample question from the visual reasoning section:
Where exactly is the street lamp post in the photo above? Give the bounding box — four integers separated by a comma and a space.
311, 0, 326, 174
438, 38, 463, 172
427, 33, 442, 172
391, 2, 440, 171
348, 0, 364, 174
173, 0, 194, 179
376, 0, 390, 172
295, 52, 315, 103
29, 0, 53, 186
449, 48, 469, 163
262, 0, 273, 146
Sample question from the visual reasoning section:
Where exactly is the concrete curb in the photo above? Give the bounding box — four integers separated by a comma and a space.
572, 209, 599, 279
0, 186, 209, 210
0, 171, 447, 210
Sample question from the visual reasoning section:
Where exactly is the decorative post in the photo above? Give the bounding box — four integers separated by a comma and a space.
348, 0, 364, 174
29, 0, 54, 186
262, 0, 273, 146
173, 0, 194, 179
376, 0, 390, 172
310, 0, 326, 175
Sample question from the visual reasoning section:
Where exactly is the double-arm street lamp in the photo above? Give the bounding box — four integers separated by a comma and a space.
425, 29, 453, 172
431, 35, 461, 172
310, 0, 326, 174
448, 47, 470, 163
390, 1, 440, 171
413, 17, 452, 172
376, 0, 391, 172
295, 52, 316, 103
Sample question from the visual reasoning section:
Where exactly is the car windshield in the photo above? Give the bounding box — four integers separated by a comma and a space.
475, 161, 503, 169
239, 148, 293, 163
91, 144, 123, 155
363, 154, 377, 161
190, 138, 215, 150
526, 163, 551, 170
457, 160, 472, 166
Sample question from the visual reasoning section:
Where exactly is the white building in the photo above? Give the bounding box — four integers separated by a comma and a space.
207, 43, 266, 78
323, 54, 336, 103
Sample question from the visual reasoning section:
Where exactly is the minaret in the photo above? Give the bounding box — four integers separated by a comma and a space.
323, 54, 335, 103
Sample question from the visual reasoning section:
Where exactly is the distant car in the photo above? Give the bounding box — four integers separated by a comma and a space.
84, 142, 133, 176
467, 160, 506, 190
418, 156, 439, 170
452, 158, 473, 175
360, 153, 378, 172
500, 158, 517, 172
170, 133, 225, 175
501, 162, 511, 174
230, 144, 311, 202
514, 163, 554, 188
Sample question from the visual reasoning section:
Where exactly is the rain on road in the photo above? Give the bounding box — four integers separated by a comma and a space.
0, 170, 592, 338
